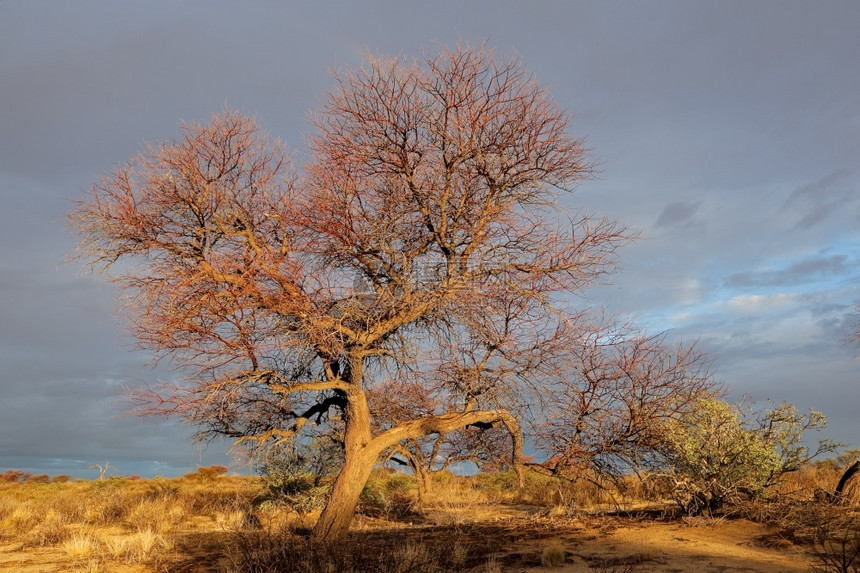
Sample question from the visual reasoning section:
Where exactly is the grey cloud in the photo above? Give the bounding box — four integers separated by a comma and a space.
789, 170, 847, 202
654, 200, 702, 228
785, 170, 858, 230
725, 254, 853, 288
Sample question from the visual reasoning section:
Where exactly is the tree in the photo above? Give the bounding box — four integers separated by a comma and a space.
531, 316, 719, 487
69, 43, 627, 541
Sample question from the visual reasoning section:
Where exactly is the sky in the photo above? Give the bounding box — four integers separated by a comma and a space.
1, 1, 858, 479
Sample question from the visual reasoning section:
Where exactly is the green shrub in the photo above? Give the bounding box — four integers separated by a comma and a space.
658, 398, 838, 514
358, 470, 416, 519
257, 465, 328, 514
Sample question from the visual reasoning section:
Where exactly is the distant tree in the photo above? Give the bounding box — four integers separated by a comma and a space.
187, 464, 229, 480
1, 470, 33, 483
69, 43, 628, 541
89, 460, 116, 480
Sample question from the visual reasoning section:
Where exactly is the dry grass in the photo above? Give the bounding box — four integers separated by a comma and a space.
62, 532, 100, 560
0, 471, 257, 568
0, 462, 856, 571
540, 540, 567, 567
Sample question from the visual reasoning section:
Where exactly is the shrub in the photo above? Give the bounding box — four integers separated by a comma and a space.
257, 466, 328, 515
1, 469, 33, 483
657, 398, 838, 514
256, 440, 345, 515
358, 469, 417, 520
812, 514, 860, 573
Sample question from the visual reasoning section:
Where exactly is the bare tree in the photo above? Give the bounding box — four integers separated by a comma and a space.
69, 43, 626, 541
532, 316, 719, 486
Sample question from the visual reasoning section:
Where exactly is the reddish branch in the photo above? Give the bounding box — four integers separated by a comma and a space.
69, 43, 630, 541
533, 316, 719, 483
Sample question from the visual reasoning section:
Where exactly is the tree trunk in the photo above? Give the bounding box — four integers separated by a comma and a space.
311, 369, 379, 542
311, 445, 377, 541
311, 401, 524, 541
415, 467, 432, 501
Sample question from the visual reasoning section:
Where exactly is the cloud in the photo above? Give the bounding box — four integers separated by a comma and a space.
725, 254, 852, 288
726, 293, 800, 314
3, 0, 860, 477
784, 170, 858, 230
654, 200, 702, 228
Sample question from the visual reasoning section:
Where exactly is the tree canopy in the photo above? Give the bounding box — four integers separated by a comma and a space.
70, 44, 700, 541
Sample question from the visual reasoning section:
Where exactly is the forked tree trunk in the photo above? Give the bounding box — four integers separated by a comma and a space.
311, 397, 524, 542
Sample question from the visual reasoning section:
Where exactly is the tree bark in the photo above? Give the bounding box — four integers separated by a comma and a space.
310, 444, 378, 541
311, 372, 379, 542
415, 466, 432, 501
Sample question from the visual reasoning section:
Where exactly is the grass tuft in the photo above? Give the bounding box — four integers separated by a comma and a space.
541, 541, 567, 567
62, 532, 100, 560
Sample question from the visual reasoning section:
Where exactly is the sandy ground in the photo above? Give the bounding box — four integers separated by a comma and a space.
0, 542, 151, 572
517, 517, 813, 572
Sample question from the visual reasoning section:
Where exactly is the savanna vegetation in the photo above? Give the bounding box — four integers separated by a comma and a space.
1, 453, 858, 572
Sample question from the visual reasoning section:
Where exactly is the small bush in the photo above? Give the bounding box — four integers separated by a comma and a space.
1, 469, 33, 483
359, 470, 417, 520
145, 479, 180, 499
812, 515, 860, 573
1, 504, 40, 535
541, 542, 567, 567
24, 511, 71, 547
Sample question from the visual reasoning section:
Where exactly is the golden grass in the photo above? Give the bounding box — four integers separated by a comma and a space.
484, 554, 502, 573
0, 462, 855, 571
540, 541, 567, 567
62, 532, 100, 559
0, 473, 258, 568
